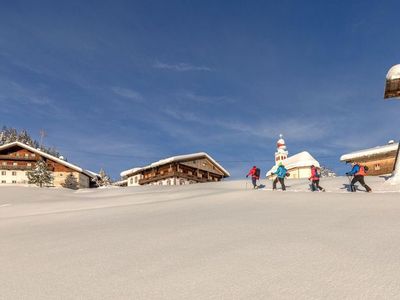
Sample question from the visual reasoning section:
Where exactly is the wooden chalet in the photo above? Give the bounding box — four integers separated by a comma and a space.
384, 64, 400, 99
121, 152, 230, 186
340, 141, 399, 176
0, 141, 97, 188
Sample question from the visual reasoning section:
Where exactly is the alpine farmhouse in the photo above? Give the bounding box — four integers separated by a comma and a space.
0, 142, 97, 188
121, 152, 230, 186
340, 140, 399, 176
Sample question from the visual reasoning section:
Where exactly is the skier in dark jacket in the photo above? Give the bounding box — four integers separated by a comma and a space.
346, 163, 372, 192
246, 166, 260, 189
309, 165, 325, 192
272, 163, 287, 191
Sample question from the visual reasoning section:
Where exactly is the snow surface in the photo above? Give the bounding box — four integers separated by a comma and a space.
1, 176, 400, 299
386, 64, 400, 80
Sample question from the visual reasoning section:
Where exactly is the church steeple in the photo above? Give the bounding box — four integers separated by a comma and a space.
275, 134, 288, 164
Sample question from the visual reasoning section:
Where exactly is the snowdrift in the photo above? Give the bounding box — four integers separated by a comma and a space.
1, 176, 400, 299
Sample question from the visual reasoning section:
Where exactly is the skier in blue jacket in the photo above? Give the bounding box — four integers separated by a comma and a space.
272, 163, 288, 191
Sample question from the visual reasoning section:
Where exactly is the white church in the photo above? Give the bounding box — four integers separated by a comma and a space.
266, 135, 321, 179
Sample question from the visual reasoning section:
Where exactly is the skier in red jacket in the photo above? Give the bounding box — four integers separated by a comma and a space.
246, 166, 260, 189
309, 165, 325, 192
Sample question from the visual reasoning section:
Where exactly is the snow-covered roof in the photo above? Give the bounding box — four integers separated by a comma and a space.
120, 167, 142, 178
340, 142, 399, 162
266, 151, 320, 177
121, 152, 230, 178
0, 141, 97, 178
113, 179, 128, 186
386, 64, 400, 80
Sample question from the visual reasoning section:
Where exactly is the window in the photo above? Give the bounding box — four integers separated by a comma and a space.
130, 178, 133, 184
375, 164, 381, 171
1, 171, 6, 176
12, 171, 17, 176
27, 163, 32, 167
1, 180, 5, 183
158, 181, 163, 185
179, 179, 185, 185
59, 173, 63, 176
166, 180, 171, 185
31, 154, 35, 157
13, 162, 17, 166
25, 153, 29, 157
2, 162, 6, 166
12, 180, 16, 184
16, 153, 20, 157
134, 177, 138, 183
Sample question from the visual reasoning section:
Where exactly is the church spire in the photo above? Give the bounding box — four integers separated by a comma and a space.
275, 134, 288, 164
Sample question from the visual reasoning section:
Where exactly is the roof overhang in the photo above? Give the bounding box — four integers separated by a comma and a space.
121, 152, 230, 178
0, 142, 97, 179
340, 143, 399, 162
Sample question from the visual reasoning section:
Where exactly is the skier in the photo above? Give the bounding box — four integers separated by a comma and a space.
272, 163, 287, 191
346, 162, 372, 192
309, 165, 325, 192
246, 166, 260, 189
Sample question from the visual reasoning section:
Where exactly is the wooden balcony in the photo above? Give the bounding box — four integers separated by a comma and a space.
0, 155, 38, 161
0, 165, 34, 171
139, 171, 210, 185
0, 165, 54, 171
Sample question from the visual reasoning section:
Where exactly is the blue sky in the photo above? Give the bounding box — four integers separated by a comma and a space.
1, 0, 399, 179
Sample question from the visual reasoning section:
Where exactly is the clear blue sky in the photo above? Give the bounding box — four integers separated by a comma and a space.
1, 0, 399, 179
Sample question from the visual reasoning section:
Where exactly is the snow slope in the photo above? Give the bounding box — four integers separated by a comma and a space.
1, 177, 400, 299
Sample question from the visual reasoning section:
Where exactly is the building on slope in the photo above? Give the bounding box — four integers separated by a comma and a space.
266, 135, 320, 179
120, 152, 230, 186
0, 141, 97, 188
340, 140, 399, 176
384, 64, 400, 99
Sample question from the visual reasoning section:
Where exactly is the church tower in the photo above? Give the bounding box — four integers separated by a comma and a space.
275, 134, 288, 164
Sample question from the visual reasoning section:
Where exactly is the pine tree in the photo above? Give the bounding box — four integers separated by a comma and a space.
26, 159, 54, 187
95, 168, 112, 187
17, 129, 32, 145
63, 173, 79, 190
0, 126, 59, 156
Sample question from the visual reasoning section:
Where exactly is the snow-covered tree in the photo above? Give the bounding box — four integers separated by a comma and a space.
17, 130, 34, 146
26, 159, 54, 187
95, 168, 112, 187
63, 173, 79, 190
0, 126, 59, 157
320, 166, 336, 177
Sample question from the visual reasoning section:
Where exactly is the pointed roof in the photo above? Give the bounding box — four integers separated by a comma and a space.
121, 152, 230, 178
0, 141, 97, 178
266, 151, 320, 177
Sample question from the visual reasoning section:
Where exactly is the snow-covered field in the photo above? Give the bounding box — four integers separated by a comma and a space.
1, 176, 400, 299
